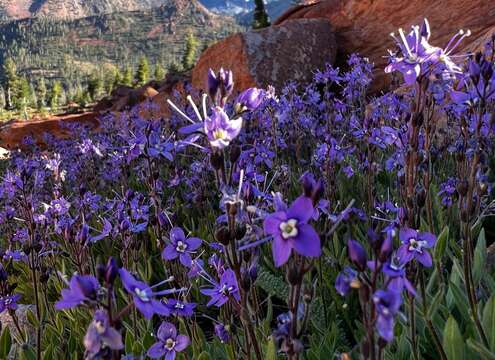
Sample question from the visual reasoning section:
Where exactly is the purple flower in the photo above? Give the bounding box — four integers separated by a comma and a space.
165, 299, 196, 317
397, 228, 436, 267
373, 290, 402, 342
347, 240, 367, 271
55, 275, 100, 310
335, 267, 359, 296
162, 227, 202, 267
50, 197, 71, 216
118, 269, 172, 319
263, 195, 321, 267
385, 19, 441, 84
147, 322, 190, 360
83, 310, 123, 356
200, 269, 240, 307
0, 294, 21, 313
208, 68, 234, 102
235, 88, 266, 113
204, 107, 243, 149
214, 323, 230, 343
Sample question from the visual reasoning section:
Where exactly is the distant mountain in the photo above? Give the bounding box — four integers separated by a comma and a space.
198, 0, 293, 18
0, 0, 181, 21
0, 0, 241, 80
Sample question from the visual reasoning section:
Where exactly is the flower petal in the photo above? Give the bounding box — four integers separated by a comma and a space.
293, 224, 321, 258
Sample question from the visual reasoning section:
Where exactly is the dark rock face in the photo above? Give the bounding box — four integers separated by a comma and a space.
192, 18, 337, 92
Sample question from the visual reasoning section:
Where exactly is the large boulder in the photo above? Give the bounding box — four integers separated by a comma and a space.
274, 0, 495, 86
192, 18, 337, 92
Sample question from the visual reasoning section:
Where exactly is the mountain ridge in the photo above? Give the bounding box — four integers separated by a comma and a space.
0, 0, 215, 21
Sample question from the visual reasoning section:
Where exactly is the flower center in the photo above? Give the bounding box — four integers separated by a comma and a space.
174, 302, 185, 310
219, 284, 234, 296
176, 241, 188, 253
213, 129, 227, 140
408, 238, 427, 253
95, 320, 106, 334
165, 338, 176, 350
134, 288, 150, 302
279, 219, 298, 239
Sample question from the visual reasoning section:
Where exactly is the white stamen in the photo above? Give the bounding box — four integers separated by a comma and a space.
187, 95, 203, 122
167, 99, 196, 125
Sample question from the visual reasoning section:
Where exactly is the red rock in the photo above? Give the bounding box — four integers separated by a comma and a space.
274, 0, 495, 87
0, 112, 99, 149
192, 18, 337, 92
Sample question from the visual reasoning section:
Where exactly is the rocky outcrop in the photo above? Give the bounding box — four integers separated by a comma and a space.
192, 18, 337, 92
0, 112, 99, 149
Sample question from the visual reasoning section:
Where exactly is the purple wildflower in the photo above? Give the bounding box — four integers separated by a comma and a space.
397, 228, 436, 267
263, 195, 321, 267
55, 275, 100, 310
118, 269, 173, 319
83, 310, 123, 356
204, 107, 243, 149
335, 267, 360, 296
373, 290, 402, 342
200, 269, 240, 307
162, 227, 202, 267
0, 294, 21, 313
147, 322, 190, 360
165, 299, 196, 317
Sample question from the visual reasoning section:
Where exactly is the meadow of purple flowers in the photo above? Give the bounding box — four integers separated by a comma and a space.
0, 18, 494, 360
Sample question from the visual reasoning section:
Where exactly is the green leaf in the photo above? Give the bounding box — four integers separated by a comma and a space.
466, 338, 495, 360
197, 351, 212, 360
125, 330, 133, 354
255, 266, 288, 301
0, 327, 12, 359
473, 229, 487, 285
20, 346, 37, 360
427, 284, 445, 319
434, 226, 449, 262
483, 295, 495, 351
443, 316, 465, 360
265, 336, 277, 360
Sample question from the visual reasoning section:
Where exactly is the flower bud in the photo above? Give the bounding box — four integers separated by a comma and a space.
348, 240, 367, 272
105, 257, 119, 285
215, 226, 231, 246
379, 232, 394, 262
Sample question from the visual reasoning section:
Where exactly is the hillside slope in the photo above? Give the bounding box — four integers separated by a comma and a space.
0, 0, 241, 79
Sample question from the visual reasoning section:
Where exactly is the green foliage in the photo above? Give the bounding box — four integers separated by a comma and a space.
49, 80, 63, 110
135, 56, 150, 86
443, 316, 465, 360
182, 32, 198, 71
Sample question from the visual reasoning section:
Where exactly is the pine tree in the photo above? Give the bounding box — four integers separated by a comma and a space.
182, 32, 198, 70
135, 57, 150, 86
154, 63, 166, 81
252, 0, 270, 29
50, 81, 63, 111
16, 77, 30, 111
87, 74, 104, 101
37, 78, 47, 109
123, 65, 133, 87
3, 58, 18, 109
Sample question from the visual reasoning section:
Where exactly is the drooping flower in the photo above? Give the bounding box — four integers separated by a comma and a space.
200, 269, 240, 307
204, 107, 243, 149
263, 195, 321, 267
147, 322, 190, 360
335, 267, 360, 296
214, 323, 230, 343
55, 275, 100, 310
119, 269, 176, 319
373, 289, 402, 342
235, 88, 266, 113
83, 310, 123, 356
347, 240, 367, 271
162, 227, 202, 267
0, 294, 21, 313
397, 228, 436, 267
